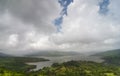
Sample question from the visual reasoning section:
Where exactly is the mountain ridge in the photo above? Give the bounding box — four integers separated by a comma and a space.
26, 51, 81, 57
93, 49, 120, 65
0, 52, 11, 57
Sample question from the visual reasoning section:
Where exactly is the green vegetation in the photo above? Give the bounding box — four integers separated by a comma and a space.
29, 61, 120, 76
94, 49, 120, 57
0, 68, 25, 76
0, 57, 49, 73
1, 60, 120, 76
103, 55, 120, 66
94, 49, 120, 65
0, 60, 120, 76
1, 49, 120, 76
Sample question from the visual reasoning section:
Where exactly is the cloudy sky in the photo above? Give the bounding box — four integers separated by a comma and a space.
0, 0, 120, 55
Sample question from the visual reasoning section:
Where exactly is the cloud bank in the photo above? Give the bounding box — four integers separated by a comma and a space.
0, 0, 120, 55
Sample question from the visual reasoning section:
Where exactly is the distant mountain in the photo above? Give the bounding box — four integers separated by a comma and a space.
94, 49, 120, 57
26, 51, 80, 57
94, 49, 120, 65
0, 52, 10, 57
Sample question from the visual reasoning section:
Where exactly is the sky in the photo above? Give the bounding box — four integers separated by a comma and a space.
0, 0, 120, 55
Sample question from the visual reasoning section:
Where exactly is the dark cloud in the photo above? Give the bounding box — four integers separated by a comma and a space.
0, 0, 60, 54
0, 0, 8, 13
0, 0, 59, 33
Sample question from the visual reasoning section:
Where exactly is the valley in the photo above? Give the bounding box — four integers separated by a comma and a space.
0, 49, 120, 76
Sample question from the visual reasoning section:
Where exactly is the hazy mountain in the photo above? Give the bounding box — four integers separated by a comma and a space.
26, 51, 80, 57
94, 49, 120, 65
0, 52, 10, 57
93, 49, 120, 57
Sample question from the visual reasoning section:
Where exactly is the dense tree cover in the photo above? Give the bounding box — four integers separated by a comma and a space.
94, 49, 120, 66
103, 55, 120, 66
0, 60, 120, 76
101, 50, 120, 66
1, 51, 120, 76
29, 61, 120, 76
0, 68, 25, 76
0, 57, 49, 72
29, 49, 120, 76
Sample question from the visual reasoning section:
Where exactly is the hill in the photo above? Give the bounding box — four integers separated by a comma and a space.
0, 52, 11, 57
94, 49, 120, 57
1, 61, 120, 76
0, 52, 49, 72
29, 61, 120, 76
26, 51, 80, 57
94, 49, 120, 65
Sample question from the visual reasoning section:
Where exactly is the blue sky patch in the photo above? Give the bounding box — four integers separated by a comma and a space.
54, 0, 74, 32
99, 0, 110, 15
54, 16, 63, 32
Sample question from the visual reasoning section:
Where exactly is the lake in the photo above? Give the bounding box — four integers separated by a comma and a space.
27, 55, 104, 71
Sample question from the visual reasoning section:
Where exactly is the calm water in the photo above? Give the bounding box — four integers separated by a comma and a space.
27, 55, 104, 71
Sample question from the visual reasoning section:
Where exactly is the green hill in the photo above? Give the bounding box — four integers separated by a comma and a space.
1, 60, 120, 76
94, 49, 120, 57
94, 49, 120, 65
1, 50, 120, 76
28, 61, 120, 76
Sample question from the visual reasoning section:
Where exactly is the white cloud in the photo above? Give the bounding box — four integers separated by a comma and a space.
50, 0, 120, 52
7, 34, 18, 47
0, 0, 120, 55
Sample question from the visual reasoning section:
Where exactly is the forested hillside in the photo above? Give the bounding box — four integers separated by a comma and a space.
1, 49, 120, 76
1, 61, 120, 76
94, 49, 120, 65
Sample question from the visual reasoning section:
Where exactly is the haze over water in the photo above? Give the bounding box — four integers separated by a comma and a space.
27, 55, 104, 71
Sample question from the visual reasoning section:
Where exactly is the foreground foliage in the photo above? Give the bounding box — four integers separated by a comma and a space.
0, 68, 25, 76
0, 60, 120, 76
1, 49, 120, 76
29, 61, 120, 76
